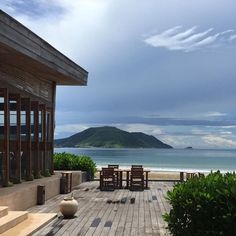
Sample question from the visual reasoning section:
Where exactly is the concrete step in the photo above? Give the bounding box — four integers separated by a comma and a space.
0, 211, 28, 234
0, 207, 8, 218
0, 213, 57, 236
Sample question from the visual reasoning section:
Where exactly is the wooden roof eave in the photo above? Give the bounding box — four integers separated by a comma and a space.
0, 10, 88, 86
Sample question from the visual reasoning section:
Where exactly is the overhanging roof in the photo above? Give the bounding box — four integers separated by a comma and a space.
0, 10, 88, 86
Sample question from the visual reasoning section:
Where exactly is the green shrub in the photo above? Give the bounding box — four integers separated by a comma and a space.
164, 171, 236, 236
53, 152, 96, 180
53, 152, 76, 170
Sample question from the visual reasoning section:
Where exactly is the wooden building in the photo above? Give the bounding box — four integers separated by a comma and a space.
0, 10, 88, 187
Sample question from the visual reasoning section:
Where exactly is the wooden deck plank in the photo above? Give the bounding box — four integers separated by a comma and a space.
54, 186, 101, 236
122, 191, 135, 236
155, 185, 170, 235
83, 190, 117, 236
64, 190, 103, 236
149, 189, 160, 235
94, 189, 125, 236
130, 191, 139, 236
138, 190, 145, 236
108, 190, 128, 236
30, 181, 173, 236
98, 197, 122, 236
115, 190, 132, 236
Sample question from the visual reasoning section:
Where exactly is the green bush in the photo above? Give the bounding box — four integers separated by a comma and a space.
164, 171, 236, 236
53, 152, 76, 170
53, 152, 96, 180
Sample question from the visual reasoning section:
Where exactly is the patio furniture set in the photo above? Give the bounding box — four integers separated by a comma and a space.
99, 165, 150, 191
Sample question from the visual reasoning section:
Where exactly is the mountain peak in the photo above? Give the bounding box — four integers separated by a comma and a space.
55, 126, 173, 149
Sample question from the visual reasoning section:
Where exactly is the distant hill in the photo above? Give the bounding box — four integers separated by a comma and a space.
55, 126, 173, 149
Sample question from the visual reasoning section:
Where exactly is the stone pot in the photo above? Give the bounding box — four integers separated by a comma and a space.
59, 195, 78, 218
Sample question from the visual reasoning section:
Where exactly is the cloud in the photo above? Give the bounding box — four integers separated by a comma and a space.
220, 125, 236, 129
220, 131, 232, 135
55, 124, 90, 138
205, 112, 227, 117
202, 135, 236, 148
116, 123, 163, 136
2, 1, 236, 149
144, 26, 236, 52
0, 0, 65, 17
229, 34, 236, 41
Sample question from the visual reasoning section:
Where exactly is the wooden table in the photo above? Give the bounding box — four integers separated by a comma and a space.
99, 169, 150, 189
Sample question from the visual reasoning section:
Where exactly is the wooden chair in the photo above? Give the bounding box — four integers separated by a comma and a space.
100, 168, 116, 191
130, 167, 144, 191
108, 164, 119, 188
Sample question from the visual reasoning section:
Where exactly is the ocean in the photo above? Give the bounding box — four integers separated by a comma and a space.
54, 148, 236, 173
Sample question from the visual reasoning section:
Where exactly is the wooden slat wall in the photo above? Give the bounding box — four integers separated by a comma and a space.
0, 65, 53, 103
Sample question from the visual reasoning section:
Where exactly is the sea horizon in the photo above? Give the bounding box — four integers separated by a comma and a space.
54, 147, 236, 173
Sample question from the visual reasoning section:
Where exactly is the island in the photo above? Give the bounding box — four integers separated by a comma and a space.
54, 126, 173, 148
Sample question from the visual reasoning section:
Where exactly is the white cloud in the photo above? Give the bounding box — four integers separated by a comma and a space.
220, 131, 232, 135
160, 135, 194, 148
205, 112, 227, 117
191, 129, 209, 135
55, 124, 89, 137
144, 26, 236, 52
116, 123, 163, 136
229, 34, 236, 41
202, 135, 236, 148
220, 125, 236, 129
1, 0, 111, 64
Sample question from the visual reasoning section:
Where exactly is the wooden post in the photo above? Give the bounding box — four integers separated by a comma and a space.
50, 82, 56, 175
9, 93, 21, 183
45, 107, 53, 176
2, 88, 10, 186
22, 98, 33, 181
50, 108, 55, 175
42, 104, 47, 175
32, 101, 40, 179
16, 94, 21, 183
39, 104, 43, 174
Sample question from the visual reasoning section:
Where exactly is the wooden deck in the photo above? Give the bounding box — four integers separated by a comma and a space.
30, 181, 174, 236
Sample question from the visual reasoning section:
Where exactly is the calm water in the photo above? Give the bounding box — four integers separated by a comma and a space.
54, 148, 236, 173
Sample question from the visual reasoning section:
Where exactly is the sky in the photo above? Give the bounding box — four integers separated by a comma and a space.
1, 0, 236, 149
